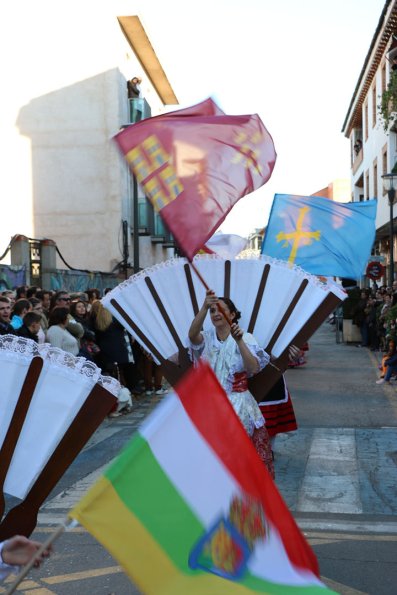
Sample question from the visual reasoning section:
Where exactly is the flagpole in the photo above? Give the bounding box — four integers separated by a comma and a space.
189, 261, 234, 325
4, 519, 78, 595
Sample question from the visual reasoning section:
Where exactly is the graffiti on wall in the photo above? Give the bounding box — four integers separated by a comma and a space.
0, 265, 26, 290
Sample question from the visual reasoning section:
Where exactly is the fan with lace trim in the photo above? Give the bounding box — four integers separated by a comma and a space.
0, 335, 119, 539
102, 254, 346, 401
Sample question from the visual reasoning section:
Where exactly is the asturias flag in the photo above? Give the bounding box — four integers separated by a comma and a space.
261, 194, 377, 278
114, 98, 276, 260
70, 361, 336, 594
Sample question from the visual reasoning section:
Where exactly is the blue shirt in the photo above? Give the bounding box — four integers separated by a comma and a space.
10, 315, 23, 330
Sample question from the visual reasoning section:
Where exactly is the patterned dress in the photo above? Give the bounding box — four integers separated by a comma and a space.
189, 328, 275, 478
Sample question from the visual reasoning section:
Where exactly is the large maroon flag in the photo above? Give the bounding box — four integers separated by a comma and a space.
114, 98, 276, 260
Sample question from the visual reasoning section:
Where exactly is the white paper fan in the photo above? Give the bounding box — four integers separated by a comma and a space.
102, 254, 345, 400
0, 335, 119, 539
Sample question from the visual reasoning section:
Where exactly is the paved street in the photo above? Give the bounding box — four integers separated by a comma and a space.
3, 322, 397, 594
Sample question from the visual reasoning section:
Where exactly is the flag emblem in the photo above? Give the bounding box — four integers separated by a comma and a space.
276, 206, 321, 263
189, 493, 268, 580
231, 131, 264, 175
126, 134, 184, 210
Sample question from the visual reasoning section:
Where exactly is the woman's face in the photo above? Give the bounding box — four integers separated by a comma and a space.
75, 302, 86, 316
209, 300, 235, 327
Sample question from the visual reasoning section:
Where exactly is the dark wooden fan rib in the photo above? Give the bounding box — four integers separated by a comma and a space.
0, 356, 43, 520
0, 384, 116, 540
285, 292, 341, 357
110, 299, 191, 387
248, 264, 270, 334
145, 277, 185, 351
110, 298, 164, 363
224, 260, 231, 298
144, 277, 193, 383
265, 279, 309, 354
184, 263, 199, 316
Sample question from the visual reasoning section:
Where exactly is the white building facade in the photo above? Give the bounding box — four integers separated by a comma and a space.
342, 0, 397, 285
0, 2, 178, 277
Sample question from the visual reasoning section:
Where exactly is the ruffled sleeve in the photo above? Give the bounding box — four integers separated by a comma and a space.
187, 334, 205, 364
242, 333, 270, 377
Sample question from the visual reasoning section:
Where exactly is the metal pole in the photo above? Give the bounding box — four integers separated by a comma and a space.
133, 174, 139, 274
132, 108, 142, 275
389, 189, 395, 286
122, 220, 129, 280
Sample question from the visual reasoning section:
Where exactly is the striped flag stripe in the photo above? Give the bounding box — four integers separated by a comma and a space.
105, 433, 204, 571
138, 392, 240, 526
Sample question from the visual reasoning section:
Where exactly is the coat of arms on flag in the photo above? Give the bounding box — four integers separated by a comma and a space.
189, 493, 268, 579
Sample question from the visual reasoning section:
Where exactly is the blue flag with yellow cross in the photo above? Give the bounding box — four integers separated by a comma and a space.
261, 194, 377, 278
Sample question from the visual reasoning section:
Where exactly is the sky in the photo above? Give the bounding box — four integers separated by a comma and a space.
134, 0, 387, 237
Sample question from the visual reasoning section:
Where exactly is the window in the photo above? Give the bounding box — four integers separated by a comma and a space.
365, 170, 369, 200
382, 143, 388, 196
364, 102, 369, 140
372, 84, 377, 127
373, 158, 378, 198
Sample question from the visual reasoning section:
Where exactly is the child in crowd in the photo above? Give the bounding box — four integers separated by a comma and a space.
16, 311, 43, 342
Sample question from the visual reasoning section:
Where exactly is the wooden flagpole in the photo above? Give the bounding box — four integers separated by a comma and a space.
189, 261, 234, 325
4, 519, 78, 595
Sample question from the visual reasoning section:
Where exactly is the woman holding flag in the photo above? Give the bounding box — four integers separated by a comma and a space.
188, 289, 274, 478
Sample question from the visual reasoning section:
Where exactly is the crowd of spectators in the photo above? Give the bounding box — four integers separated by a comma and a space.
351, 281, 397, 350
0, 285, 168, 414
349, 280, 397, 385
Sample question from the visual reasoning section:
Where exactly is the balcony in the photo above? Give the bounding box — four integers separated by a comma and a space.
129, 98, 151, 124
137, 199, 151, 234
352, 148, 363, 175
149, 211, 173, 245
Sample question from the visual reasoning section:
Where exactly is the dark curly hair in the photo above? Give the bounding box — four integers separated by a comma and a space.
218, 297, 241, 321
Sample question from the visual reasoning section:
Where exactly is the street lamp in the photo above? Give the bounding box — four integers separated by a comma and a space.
381, 173, 397, 286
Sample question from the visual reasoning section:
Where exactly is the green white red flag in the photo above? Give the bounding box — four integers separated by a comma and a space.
70, 361, 335, 594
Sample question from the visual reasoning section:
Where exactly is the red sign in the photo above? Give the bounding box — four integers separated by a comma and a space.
366, 261, 385, 280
